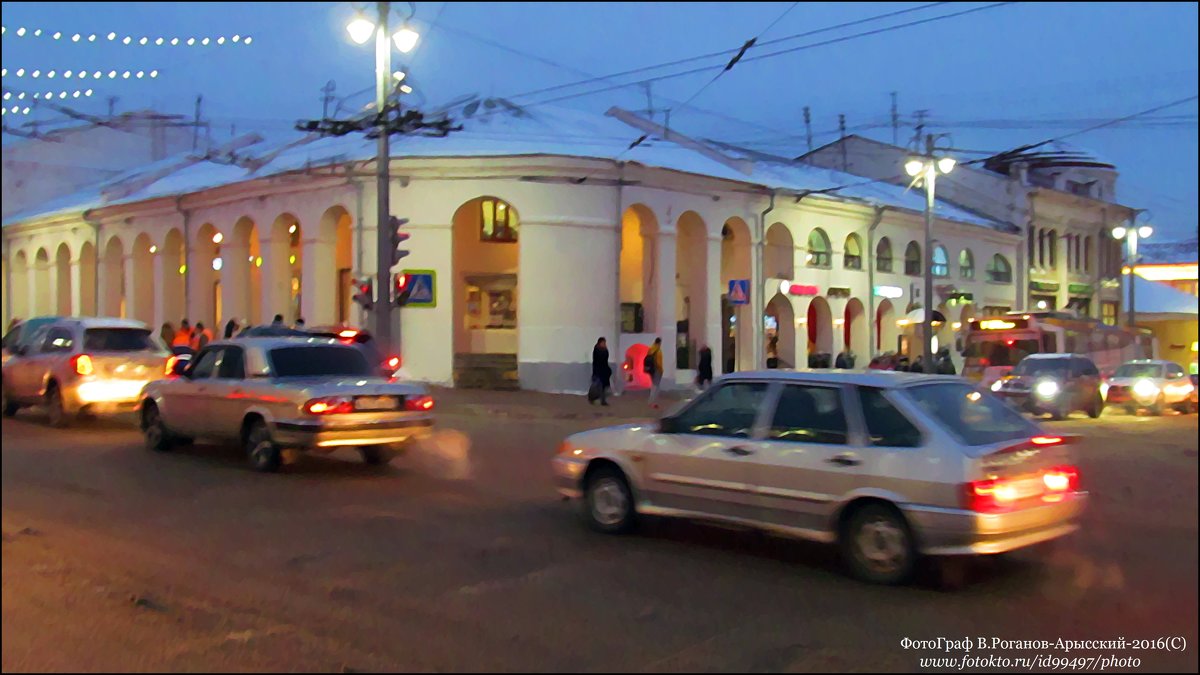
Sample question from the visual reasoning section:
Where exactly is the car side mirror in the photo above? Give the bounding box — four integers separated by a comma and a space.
658, 415, 677, 434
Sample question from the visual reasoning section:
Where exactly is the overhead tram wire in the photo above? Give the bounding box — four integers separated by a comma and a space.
523, 2, 1017, 110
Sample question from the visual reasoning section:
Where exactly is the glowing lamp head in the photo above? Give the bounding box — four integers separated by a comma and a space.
392, 26, 420, 53
937, 157, 956, 174
904, 159, 925, 177
1111, 226, 1127, 240
1137, 225, 1153, 239
347, 14, 375, 44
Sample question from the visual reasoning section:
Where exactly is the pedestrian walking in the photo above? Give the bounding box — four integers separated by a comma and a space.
589, 337, 612, 406
224, 318, 240, 339
172, 319, 194, 355
646, 337, 664, 408
835, 351, 850, 369
696, 344, 714, 390
936, 347, 957, 375
191, 322, 213, 351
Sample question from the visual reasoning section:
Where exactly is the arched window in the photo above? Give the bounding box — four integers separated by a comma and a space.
931, 245, 949, 278
904, 241, 921, 276
988, 254, 1013, 283
479, 197, 519, 243
959, 249, 975, 280
807, 228, 831, 267
876, 237, 893, 273
844, 233, 863, 270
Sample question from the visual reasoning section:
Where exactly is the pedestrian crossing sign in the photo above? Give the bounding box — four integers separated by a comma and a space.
728, 279, 750, 305
401, 269, 437, 308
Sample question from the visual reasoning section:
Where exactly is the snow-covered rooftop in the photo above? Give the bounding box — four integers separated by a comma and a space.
1125, 274, 1199, 316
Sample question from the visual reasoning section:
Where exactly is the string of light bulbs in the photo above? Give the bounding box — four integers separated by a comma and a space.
1, 26, 252, 45
4, 89, 96, 101
3, 68, 160, 80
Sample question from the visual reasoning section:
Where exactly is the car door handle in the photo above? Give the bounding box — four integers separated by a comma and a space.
724, 446, 754, 457
827, 454, 860, 467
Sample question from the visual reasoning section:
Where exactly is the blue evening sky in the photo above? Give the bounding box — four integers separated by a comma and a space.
2, 2, 1196, 240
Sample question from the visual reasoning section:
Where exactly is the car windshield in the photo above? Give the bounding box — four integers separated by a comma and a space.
268, 345, 373, 377
84, 328, 159, 352
1114, 363, 1163, 379
964, 338, 1039, 367
905, 382, 1037, 448
1013, 358, 1069, 376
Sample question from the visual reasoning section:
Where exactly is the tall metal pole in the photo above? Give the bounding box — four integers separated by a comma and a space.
374, 1, 394, 354
922, 136, 936, 373
1127, 228, 1137, 329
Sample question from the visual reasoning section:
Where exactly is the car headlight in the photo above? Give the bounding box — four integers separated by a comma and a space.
1035, 380, 1060, 399
1100, 382, 1110, 399
990, 380, 1003, 392
1133, 379, 1160, 400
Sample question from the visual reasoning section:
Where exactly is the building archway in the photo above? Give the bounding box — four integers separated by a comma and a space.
721, 217, 752, 373
34, 248, 52, 315
844, 297, 867, 364
132, 233, 155, 325
162, 229, 185, 326
452, 196, 520, 359
765, 292, 795, 369
228, 217, 262, 325
876, 298, 897, 355
102, 237, 126, 318
262, 214, 301, 324
807, 295, 834, 365
764, 222, 793, 280
619, 204, 659, 336
192, 224, 221, 328
78, 242, 97, 316
675, 210, 708, 371
55, 243, 72, 316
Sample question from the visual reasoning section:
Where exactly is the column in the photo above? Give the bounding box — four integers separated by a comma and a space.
123, 254, 139, 320
793, 296, 809, 371
45, 258, 59, 319
300, 235, 336, 325
186, 247, 213, 328
259, 234, 291, 326
1057, 233, 1070, 311
26, 263, 37, 318
705, 234, 723, 378
152, 251, 167, 329
654, 229, 677, 387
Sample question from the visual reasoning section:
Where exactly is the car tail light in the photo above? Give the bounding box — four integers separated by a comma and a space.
1030, 435, 1064, 446
304, 396, 355, 415
72, 353, 94, 376
965, 465, 1081, 512
1043, 465, 1080, 492
405, 395, 434, 412
165, 355, 179, 376
338, 329, 359, 339
385, 355, 401, 370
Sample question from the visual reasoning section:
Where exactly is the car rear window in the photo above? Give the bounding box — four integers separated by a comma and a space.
84, 328, 158, 352
268, 345, 373, 377
904, 382, 1037, 448
1013, 358, 1069, 376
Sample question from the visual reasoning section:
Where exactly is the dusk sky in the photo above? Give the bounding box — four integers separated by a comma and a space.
2, 1, 1196, 240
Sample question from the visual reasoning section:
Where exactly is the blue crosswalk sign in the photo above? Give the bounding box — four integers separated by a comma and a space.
728, 279, 750, 305
401, 270, 437, 308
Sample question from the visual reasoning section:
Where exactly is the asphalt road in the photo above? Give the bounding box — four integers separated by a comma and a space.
2, 406, 1197, 672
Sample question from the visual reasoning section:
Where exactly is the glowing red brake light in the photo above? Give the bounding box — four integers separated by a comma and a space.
72, 353, 94, 376
405, 395, 434, 412
1031, 435, 1063, 446
304, 396, 355, 415
386, 356, 401, 370
339, 329, 358, 339
1043, 465, 1079, 492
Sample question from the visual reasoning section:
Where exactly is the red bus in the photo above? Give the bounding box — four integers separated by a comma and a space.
962, 311, 1151, 386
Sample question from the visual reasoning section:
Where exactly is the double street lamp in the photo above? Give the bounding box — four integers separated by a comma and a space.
345, 2, 419, 355
905, 137, 956, 373
1112, 219, 1153, 329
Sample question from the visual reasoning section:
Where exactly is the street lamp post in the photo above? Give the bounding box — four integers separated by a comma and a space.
905, 135, 956, 373
347, 2, 419, 356
1112, 219, 1153, 330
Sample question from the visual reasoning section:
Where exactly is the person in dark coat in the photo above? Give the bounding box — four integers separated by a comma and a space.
696, 344, 714, 390
835, 351, 850, 369
936, 347, 957, 375
590, 337, 612, 406
224, 318, 240, 339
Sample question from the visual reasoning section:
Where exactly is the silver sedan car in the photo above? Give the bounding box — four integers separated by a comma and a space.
553, 371, 1086, 584
140, 337, 434, 472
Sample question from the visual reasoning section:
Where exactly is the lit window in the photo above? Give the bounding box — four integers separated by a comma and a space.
807, 228, 831, 267
931, 245, 949, 278
479, 198, 518, 243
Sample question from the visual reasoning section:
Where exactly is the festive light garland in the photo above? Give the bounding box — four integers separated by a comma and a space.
4, 68, 159, 80
3, 88, 96, 101
2, 25, 253, 45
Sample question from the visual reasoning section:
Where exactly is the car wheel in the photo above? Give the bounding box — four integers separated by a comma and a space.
1, 387, 18, 417
359, 446, 390, 465
45, 384, 70, 428
584, 466, 636, 534
1173, 401, 1192, 414
1088, 392, 1104, 419
245, 420, 281, 473
1148, 394, 1165, 416
142, 403, 174, 452
1050, 400, 1069, 421
841, 503, 916, 585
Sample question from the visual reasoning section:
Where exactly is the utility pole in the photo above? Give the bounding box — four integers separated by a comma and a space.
803, 106, 812, 153
641, 82, 655, 123
321, 80, 337, 119
107, 96, 118, 117
192, 95, 203, 151
921, 133, 936, 374
912, 109, 928, 148
838, 114, 847, 171
890, 91, 899, 145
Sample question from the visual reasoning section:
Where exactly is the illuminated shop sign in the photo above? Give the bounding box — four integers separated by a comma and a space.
779, 281, 819, 296
873, 285, 903, 299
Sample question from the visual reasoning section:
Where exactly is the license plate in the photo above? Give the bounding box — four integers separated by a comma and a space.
355, 396, 397, 411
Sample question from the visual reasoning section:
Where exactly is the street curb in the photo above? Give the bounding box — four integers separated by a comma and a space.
442, 403, 657, 422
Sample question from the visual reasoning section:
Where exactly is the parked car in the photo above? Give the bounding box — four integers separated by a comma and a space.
553, 371, 1086, 585
2, 317, 170, 426
2, 316, 60, 367
990, 354, 1104, 420
140, 337, 434, 472
1103, 359, 1197, 415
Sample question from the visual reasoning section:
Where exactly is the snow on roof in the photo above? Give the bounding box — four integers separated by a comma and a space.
2, 104, 1006, 231
1124, 275, 1199, 316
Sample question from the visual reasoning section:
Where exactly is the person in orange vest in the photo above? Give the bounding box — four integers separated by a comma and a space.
191, 322, 214, 351
172, 319, 194, 355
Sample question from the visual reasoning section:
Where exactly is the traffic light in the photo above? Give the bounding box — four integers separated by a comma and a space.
390, 216, 411, 267
393, 272, 414, 307
353, 278, 374, 310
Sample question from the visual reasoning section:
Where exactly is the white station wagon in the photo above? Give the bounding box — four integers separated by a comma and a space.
553, 371, 1086, 584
